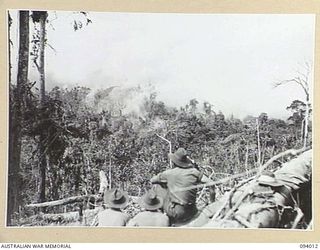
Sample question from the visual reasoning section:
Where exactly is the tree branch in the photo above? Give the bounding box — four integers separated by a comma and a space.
156, 133, 172, 168
26, 194, 101, 208
33, 58, 40, 72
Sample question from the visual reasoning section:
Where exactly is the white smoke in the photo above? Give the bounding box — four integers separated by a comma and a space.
88, 83, 156, 119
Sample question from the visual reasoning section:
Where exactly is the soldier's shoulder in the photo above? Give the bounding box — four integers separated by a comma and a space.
98, 209, 109, 215
160, 213, 169, 220
188, 167, 202, 175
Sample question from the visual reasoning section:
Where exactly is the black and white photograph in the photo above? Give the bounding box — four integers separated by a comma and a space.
7, 10, 314, 229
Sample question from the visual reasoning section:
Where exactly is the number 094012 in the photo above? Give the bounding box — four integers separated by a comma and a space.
300, 244, 319, 249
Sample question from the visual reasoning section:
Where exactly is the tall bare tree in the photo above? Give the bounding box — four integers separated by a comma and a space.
274, 62, 312, 147
30, 11, 91, 205
38, 11, 48, 204
32, 11, 48, 204
7, 10, 29, 225
8, 12, 12, 86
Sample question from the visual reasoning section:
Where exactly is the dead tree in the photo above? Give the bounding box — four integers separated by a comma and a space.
32, 11, 48, 204
7, 10, 30, 225
274, 63, 312, 147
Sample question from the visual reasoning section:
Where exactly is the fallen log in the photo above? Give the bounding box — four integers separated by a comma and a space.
26, 194, 102, 208
41, 211, 79, 222
26, 169, 139, 209
26, 170, 109, 209
26, 194, 140, 208
20, 208, 103, 226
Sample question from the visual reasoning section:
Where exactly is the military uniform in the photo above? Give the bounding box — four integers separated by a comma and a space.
152, 167, 202, 223
186, 172, 289, 228
97, 188, 130, 227
151, 148, 212, 224
98, 208, 130, 226
127, 211, 169, 227
128, 189, 170, 227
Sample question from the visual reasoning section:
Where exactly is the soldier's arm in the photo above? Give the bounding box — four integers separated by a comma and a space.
150, 171, 168, 184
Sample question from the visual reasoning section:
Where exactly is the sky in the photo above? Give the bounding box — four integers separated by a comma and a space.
9, 11, 315, 119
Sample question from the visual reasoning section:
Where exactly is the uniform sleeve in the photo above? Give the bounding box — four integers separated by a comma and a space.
191, 168, 206, 183
150, 171, 168, 184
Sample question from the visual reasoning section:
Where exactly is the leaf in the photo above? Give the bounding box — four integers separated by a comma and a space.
73, 20, 78, 31
86, 18, 92, 25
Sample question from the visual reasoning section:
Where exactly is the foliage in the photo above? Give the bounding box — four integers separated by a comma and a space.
11, 83, 312, 224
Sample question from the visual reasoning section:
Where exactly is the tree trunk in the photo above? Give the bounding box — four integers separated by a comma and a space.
300, 119, 304, 144
27, 194, 102, 208
303, 95, 310, 148
75, 164, 80, 194
244, 141, 249, 175
37, 11, 48, 205
256, 119, 261, 171
7, 10, 29, 226
8, 12, 12, 86
38, 12, 46, 104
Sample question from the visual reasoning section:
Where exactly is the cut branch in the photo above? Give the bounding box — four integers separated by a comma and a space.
26, 194, 101, 208
220, 190, 251, 223
291, 207, 304, 229
98, 170, 108, 194
156, 133, 172, 168
256, 119, 261, 171
26, 194, 140, 208
33, 58, 40, 72
196, 169, 215, 203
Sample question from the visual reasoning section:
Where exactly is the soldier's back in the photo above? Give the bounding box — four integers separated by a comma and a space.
127, 211, 170, 227
98, 208, 130, 226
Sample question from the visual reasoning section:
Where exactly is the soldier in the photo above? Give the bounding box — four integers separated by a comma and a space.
97, 188, 130, 226
150, 148, 214, 225
127, 190, 169, 227
186, 170, 293, 228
